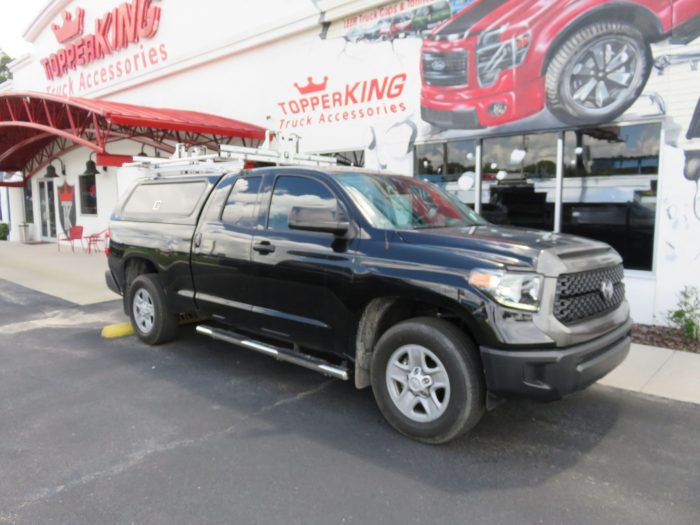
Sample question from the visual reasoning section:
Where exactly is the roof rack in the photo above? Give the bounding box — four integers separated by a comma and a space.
124, 131, 337, 176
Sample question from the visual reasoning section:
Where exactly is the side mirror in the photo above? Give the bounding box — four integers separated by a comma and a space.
289, 206, 351, 236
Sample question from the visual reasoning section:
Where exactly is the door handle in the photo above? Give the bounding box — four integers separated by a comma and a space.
253, 240, 275, 254
193, 232, 202, 248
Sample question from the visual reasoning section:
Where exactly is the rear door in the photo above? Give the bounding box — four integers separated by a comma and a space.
248, 171, 357, 355
191, 174, 263, 327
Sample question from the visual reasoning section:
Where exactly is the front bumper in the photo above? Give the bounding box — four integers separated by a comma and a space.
421, 106, 483, 129
480, 318, 632, 400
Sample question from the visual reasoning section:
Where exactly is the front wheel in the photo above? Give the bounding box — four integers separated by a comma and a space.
545, 21, 652, 125
371, 317, 485, 444
127, 274, 178, 345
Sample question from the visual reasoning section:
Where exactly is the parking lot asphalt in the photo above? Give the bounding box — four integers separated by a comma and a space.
1, 278, 699, 525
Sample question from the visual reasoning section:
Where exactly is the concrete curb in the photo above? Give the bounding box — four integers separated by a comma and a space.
598, 343, 700, 405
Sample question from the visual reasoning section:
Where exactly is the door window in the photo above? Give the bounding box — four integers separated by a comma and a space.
221, 176, 262, 228
267, 176, 336, 231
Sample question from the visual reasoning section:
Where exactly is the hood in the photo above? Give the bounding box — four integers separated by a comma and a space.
396, 224, 615, 274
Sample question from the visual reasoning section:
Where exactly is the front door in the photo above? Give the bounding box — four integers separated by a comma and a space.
249, 172, 356, 356
38, 180, 57, 240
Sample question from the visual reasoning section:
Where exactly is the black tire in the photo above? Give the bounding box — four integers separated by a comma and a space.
127, 274, 178, 345
370, 317, 485, 444
545, 21, 652, 125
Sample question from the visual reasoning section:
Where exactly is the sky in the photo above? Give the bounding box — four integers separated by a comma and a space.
0, 0, 50, 58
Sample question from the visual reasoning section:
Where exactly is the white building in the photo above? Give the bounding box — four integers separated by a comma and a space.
1, 0, 700, 325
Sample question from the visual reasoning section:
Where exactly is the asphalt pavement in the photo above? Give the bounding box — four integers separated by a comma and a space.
1, 279, 699, 525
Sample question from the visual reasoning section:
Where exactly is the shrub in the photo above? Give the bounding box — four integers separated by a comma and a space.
0, 223, 9, 240
667, 286, 700, 341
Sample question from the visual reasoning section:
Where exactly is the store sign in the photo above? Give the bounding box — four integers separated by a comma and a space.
276, 74, 408, 130
41, 0, 162, 81
51, 8, 85, 43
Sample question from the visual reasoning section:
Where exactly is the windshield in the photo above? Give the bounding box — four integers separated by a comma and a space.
434, 0, 508, 36
336, 173, 486, 230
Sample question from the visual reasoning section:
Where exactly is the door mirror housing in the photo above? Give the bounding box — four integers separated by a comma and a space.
289, 206, 351, 236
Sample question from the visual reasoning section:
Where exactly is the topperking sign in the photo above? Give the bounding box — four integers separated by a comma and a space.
41, 0, 168, 95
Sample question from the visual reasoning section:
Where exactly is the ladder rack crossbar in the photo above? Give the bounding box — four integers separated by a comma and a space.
126, 144, 337, 174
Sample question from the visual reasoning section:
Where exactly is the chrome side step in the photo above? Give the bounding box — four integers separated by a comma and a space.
196, 325, 349, 381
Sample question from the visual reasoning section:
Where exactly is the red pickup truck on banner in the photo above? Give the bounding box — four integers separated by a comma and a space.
420, 0, 700, 129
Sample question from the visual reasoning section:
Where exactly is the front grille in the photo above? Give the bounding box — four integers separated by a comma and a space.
422, 50, 468, 87
554, 264, 625, 324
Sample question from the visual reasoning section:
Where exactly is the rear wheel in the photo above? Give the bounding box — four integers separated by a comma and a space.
371, 317, 485, 444
128, 274, 178, 345
545, 21, 652, 125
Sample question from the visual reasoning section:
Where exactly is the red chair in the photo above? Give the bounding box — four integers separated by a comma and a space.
57, 225, 85, 252
84, 229, 108, 254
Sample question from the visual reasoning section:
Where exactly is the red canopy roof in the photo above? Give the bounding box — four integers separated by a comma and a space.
0, 91, 266, 184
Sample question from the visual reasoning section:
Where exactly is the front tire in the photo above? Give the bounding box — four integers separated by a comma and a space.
545, 21, 652, 125
128, 274, 178, 345
371, 317, 485, 444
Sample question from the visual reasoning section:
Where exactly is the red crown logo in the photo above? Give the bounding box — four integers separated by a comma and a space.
294, 76, 329, 95
51, 8, 85, 44
58, 183, 75, 203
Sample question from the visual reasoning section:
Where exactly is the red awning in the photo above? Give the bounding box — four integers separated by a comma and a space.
0, 91, 266, 184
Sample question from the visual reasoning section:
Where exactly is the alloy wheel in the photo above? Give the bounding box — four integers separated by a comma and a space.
385, 344, 451, 423
133, 288, 155, 334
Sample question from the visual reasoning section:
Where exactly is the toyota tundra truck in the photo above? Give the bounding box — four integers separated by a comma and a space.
106, 160, 631, 444
421, 0, 700, 129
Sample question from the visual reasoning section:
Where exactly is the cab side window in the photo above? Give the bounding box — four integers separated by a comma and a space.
221, 176, 262, 228
267, 176, 336, 231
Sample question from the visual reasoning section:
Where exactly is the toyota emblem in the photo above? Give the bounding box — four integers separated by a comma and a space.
600, 280, 614, 302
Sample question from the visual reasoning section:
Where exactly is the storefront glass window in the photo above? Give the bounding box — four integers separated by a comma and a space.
415, 141, 476, 202
24, 183, 34, 223
415, 143, 445, 177
445, 140, 477, 179
330, 150, 365, 167
481, 133, 557, 231
563, 124, 660, 271
79, 174, 98, 215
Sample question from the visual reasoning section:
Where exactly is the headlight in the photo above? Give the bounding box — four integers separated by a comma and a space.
469, 269, 542, 312
476, 25, 531, 87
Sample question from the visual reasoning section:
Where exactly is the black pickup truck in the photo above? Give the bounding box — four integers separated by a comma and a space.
106, 166, 631, 443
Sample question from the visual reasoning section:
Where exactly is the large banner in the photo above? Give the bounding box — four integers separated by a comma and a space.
310, 0, 700, 219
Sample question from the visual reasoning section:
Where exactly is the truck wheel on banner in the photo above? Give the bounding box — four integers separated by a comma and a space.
545, 21, 652, 125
